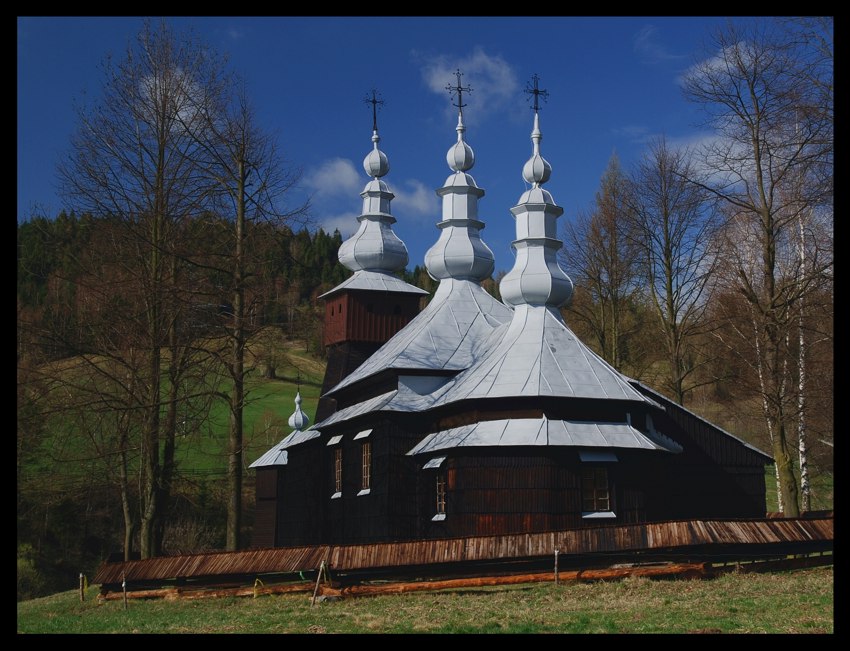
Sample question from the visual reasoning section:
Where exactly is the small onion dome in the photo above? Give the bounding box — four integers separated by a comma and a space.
363, 131, 389, 178
446, 113, 475, 172
288, 391, 310, 430
522, 113, 551, 186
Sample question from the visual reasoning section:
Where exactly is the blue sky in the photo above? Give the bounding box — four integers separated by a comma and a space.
18, 16, 731, 275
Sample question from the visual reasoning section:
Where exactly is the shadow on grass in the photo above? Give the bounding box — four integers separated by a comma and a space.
269, 374, 323, 388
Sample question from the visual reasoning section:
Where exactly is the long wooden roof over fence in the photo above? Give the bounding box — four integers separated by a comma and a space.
93, 515, 832, 586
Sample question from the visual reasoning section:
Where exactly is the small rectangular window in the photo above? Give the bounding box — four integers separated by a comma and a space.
361, 441, 371, 491
581, 467, 611, 513
435, 473, 447, 516
333, 447, 343, 495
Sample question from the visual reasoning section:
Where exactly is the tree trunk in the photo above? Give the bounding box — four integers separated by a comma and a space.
119, 443, 134, 562
158, 317, 180, 554
797, 216, 810, 511
140, 186, 164, 559
226, 159, 246, 551
139, 361, 161, 558
753, 166, 800, 517
765, 320, 800, 518
772, 419, 801, 517
752, 313, 783, 513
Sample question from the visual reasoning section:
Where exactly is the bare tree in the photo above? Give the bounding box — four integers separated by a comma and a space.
683, 20, 833, 516
563, 154, 642, 370
625, 137, 720, 405
781, 16, 833, 512
56, 20, 227, 556
181, 86, 308, 550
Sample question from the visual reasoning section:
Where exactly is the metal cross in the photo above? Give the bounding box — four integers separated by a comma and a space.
364, 89, 385, 132
446, 68, 472, 116
525, 74, 549, 112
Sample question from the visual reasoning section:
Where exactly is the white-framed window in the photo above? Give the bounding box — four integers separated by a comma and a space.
359, 441, 371, 495
432, 472, 447, 521
331, 447, 343, 498
581, 466, 615, 519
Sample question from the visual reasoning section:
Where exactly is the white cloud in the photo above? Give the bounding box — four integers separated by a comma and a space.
304, 158, 362, 198
610, 124, 722, 153
393, 179, 438, 221
633, 25, 686, 64
417, 47, 519, 122
664, 131, 722, 153
227, 27, 246, 41
677, 41, 749, 87
611, 125, 653, 143
315, 211, 360, 237
305, 157, 436, 234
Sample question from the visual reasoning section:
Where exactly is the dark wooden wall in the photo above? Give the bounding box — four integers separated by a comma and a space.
323, 418, 424, 545
416, 447, 765, 541
634, 386, 769, 519
323, 291, 421, 347
316, 290, 422, 422
272, 443, 325, 547
263, 404, 768, 546
251, 468, 280, 549
261, 369, 768, 547
418, 450, 648, 539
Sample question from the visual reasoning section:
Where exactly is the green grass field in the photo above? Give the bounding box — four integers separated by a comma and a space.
178, 339, 325, 473
764, 467, 833, 513
17, 566, 833, 634
26, 336, 324, 481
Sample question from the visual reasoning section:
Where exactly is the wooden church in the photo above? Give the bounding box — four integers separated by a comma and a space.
250, 77, 772, 549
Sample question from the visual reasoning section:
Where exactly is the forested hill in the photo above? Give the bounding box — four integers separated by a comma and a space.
18, 212, 350, 358
17, 212, 444, 361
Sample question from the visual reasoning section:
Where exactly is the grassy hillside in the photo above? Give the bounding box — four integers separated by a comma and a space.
17, 567, 833, 634
180, 335, 325, 473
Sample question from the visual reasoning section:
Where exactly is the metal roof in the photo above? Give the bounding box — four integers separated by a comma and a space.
408, 416, 682, 456
630, 380, 775, 462
319, 269, 426, 298
326, 278, 511, 395
248, 445, 289, 468
312, 390, 398, 430
248, 428, 321, 468
430, 304, 657, 407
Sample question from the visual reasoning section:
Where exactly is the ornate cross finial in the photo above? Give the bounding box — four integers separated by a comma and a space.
525, 74, 548, 113
446, 68, 472, 116
364, 89, 385, 132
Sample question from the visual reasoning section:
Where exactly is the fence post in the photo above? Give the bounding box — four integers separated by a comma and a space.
311, 560, 326, 606
554, 549, 559, 585
79, 573, 85, 602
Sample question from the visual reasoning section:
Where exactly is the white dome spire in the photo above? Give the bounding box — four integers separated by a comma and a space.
425, 69, 495, 282
288, 391, 310, 431
500, 75, 573, 308
522, 112, 552, 186
337, 91, 410, 274
446, 110, 475, 172
363, 130, 390, 179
